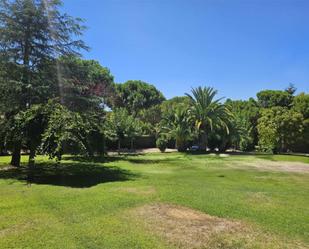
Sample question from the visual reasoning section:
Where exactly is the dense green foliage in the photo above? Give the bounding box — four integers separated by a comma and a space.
257, 90, 293, 108
156, 136, 168, 152
0, 2, 308, 248
0, 0, 308, 168
225, 98, 259, 151
0, 0, 89, 166
113, 80, 165, 115
160, 96, 191, 115
105, 108, 143, 151
186, 87, 231, 151
257, 107, 304, 153
160, 108, 195, 152
256, 90, 308, 153
0, 0, 116, 165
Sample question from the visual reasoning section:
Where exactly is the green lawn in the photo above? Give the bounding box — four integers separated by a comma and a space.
0, 153, 308, 249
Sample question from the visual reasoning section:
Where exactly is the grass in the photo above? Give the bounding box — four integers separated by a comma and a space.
0, 153, 308, 248
256, 154, 309, 163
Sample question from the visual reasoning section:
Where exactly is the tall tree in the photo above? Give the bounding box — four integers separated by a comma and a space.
56, 56, 114, 112
161, 96, 191, 115
292, 93, 309, 119
160, 108, 195, 152
257, 90, 293, 108
25, 56, 114, 163
0, 0, 88, 166
291, 93, 309, 152
114, 80, 165, 115
225, 98, 259, 151
105, 108, 142, 153
257, 107, 304, 153
186, 87, 231, 151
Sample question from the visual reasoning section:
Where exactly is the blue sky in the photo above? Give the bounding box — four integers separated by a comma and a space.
63, 0, 309, 100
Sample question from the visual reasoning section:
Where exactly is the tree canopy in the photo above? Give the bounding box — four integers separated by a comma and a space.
186, 87, 231, 151
0, 0, 95, 166
257, 90, 293, 108
0, 0, 308, 164
114, 80, 165, 115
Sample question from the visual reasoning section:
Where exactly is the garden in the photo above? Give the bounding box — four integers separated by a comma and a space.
0, 1, 308, 248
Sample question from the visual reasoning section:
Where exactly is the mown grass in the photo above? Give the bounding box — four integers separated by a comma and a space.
256, 154, 309, 163
0, 153, 308, 248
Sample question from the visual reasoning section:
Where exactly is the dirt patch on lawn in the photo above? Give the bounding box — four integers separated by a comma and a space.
235, 159, 309, 173
0, 222, 33, 238
131, 203, 308, 249
107, 148, 177, 155
136, 148, 177, 153
132, 203, 242, 248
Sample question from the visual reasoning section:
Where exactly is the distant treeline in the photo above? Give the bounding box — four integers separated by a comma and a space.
0, 0, 308, 168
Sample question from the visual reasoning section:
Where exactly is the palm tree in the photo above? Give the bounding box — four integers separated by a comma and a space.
161, 108, 194, 152
186, 86, 231, 151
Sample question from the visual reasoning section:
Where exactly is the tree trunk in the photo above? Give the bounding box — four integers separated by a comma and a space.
86, 143, 94, 157
198, 132, 207, 152
99, 135, 105, 156
219, 138, 228, 152
10, 142, 21, 167
176, 138, 187, 152
130, 138, 134, 151
26, 144, 36, 186
118, 139, 121, 155
28, 144, 36, 168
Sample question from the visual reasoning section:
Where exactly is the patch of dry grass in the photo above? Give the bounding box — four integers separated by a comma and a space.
232, 159, 309, 173
131, 203, 308, 249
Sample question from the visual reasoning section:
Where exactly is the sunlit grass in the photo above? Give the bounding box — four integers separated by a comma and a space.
0, 153, 308, 248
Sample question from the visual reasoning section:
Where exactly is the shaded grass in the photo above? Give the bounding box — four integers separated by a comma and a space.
0, 153, 308, 248
0, 162, 136, 188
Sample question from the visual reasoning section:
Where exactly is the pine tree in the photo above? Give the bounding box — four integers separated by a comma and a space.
0, 0, 88, 166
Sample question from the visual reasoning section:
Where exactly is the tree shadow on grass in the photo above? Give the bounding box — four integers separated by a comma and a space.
63, 155, 119, 163
63, 154, 142, 164
63, 155, 177, 165
0, 161, 137, 188
125, 158, 177, 164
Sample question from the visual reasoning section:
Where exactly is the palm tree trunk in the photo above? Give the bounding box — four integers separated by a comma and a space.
198, 132, 207, 152
176, 138, 187, 152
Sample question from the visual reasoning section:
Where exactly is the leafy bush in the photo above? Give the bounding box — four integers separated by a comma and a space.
257, 107, 304, 153
239, 138, 253, 152
156, 136, 168, 152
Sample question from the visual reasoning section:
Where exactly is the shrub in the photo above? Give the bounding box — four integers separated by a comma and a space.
156, 136, 168, 152
239, 137, 253, 152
